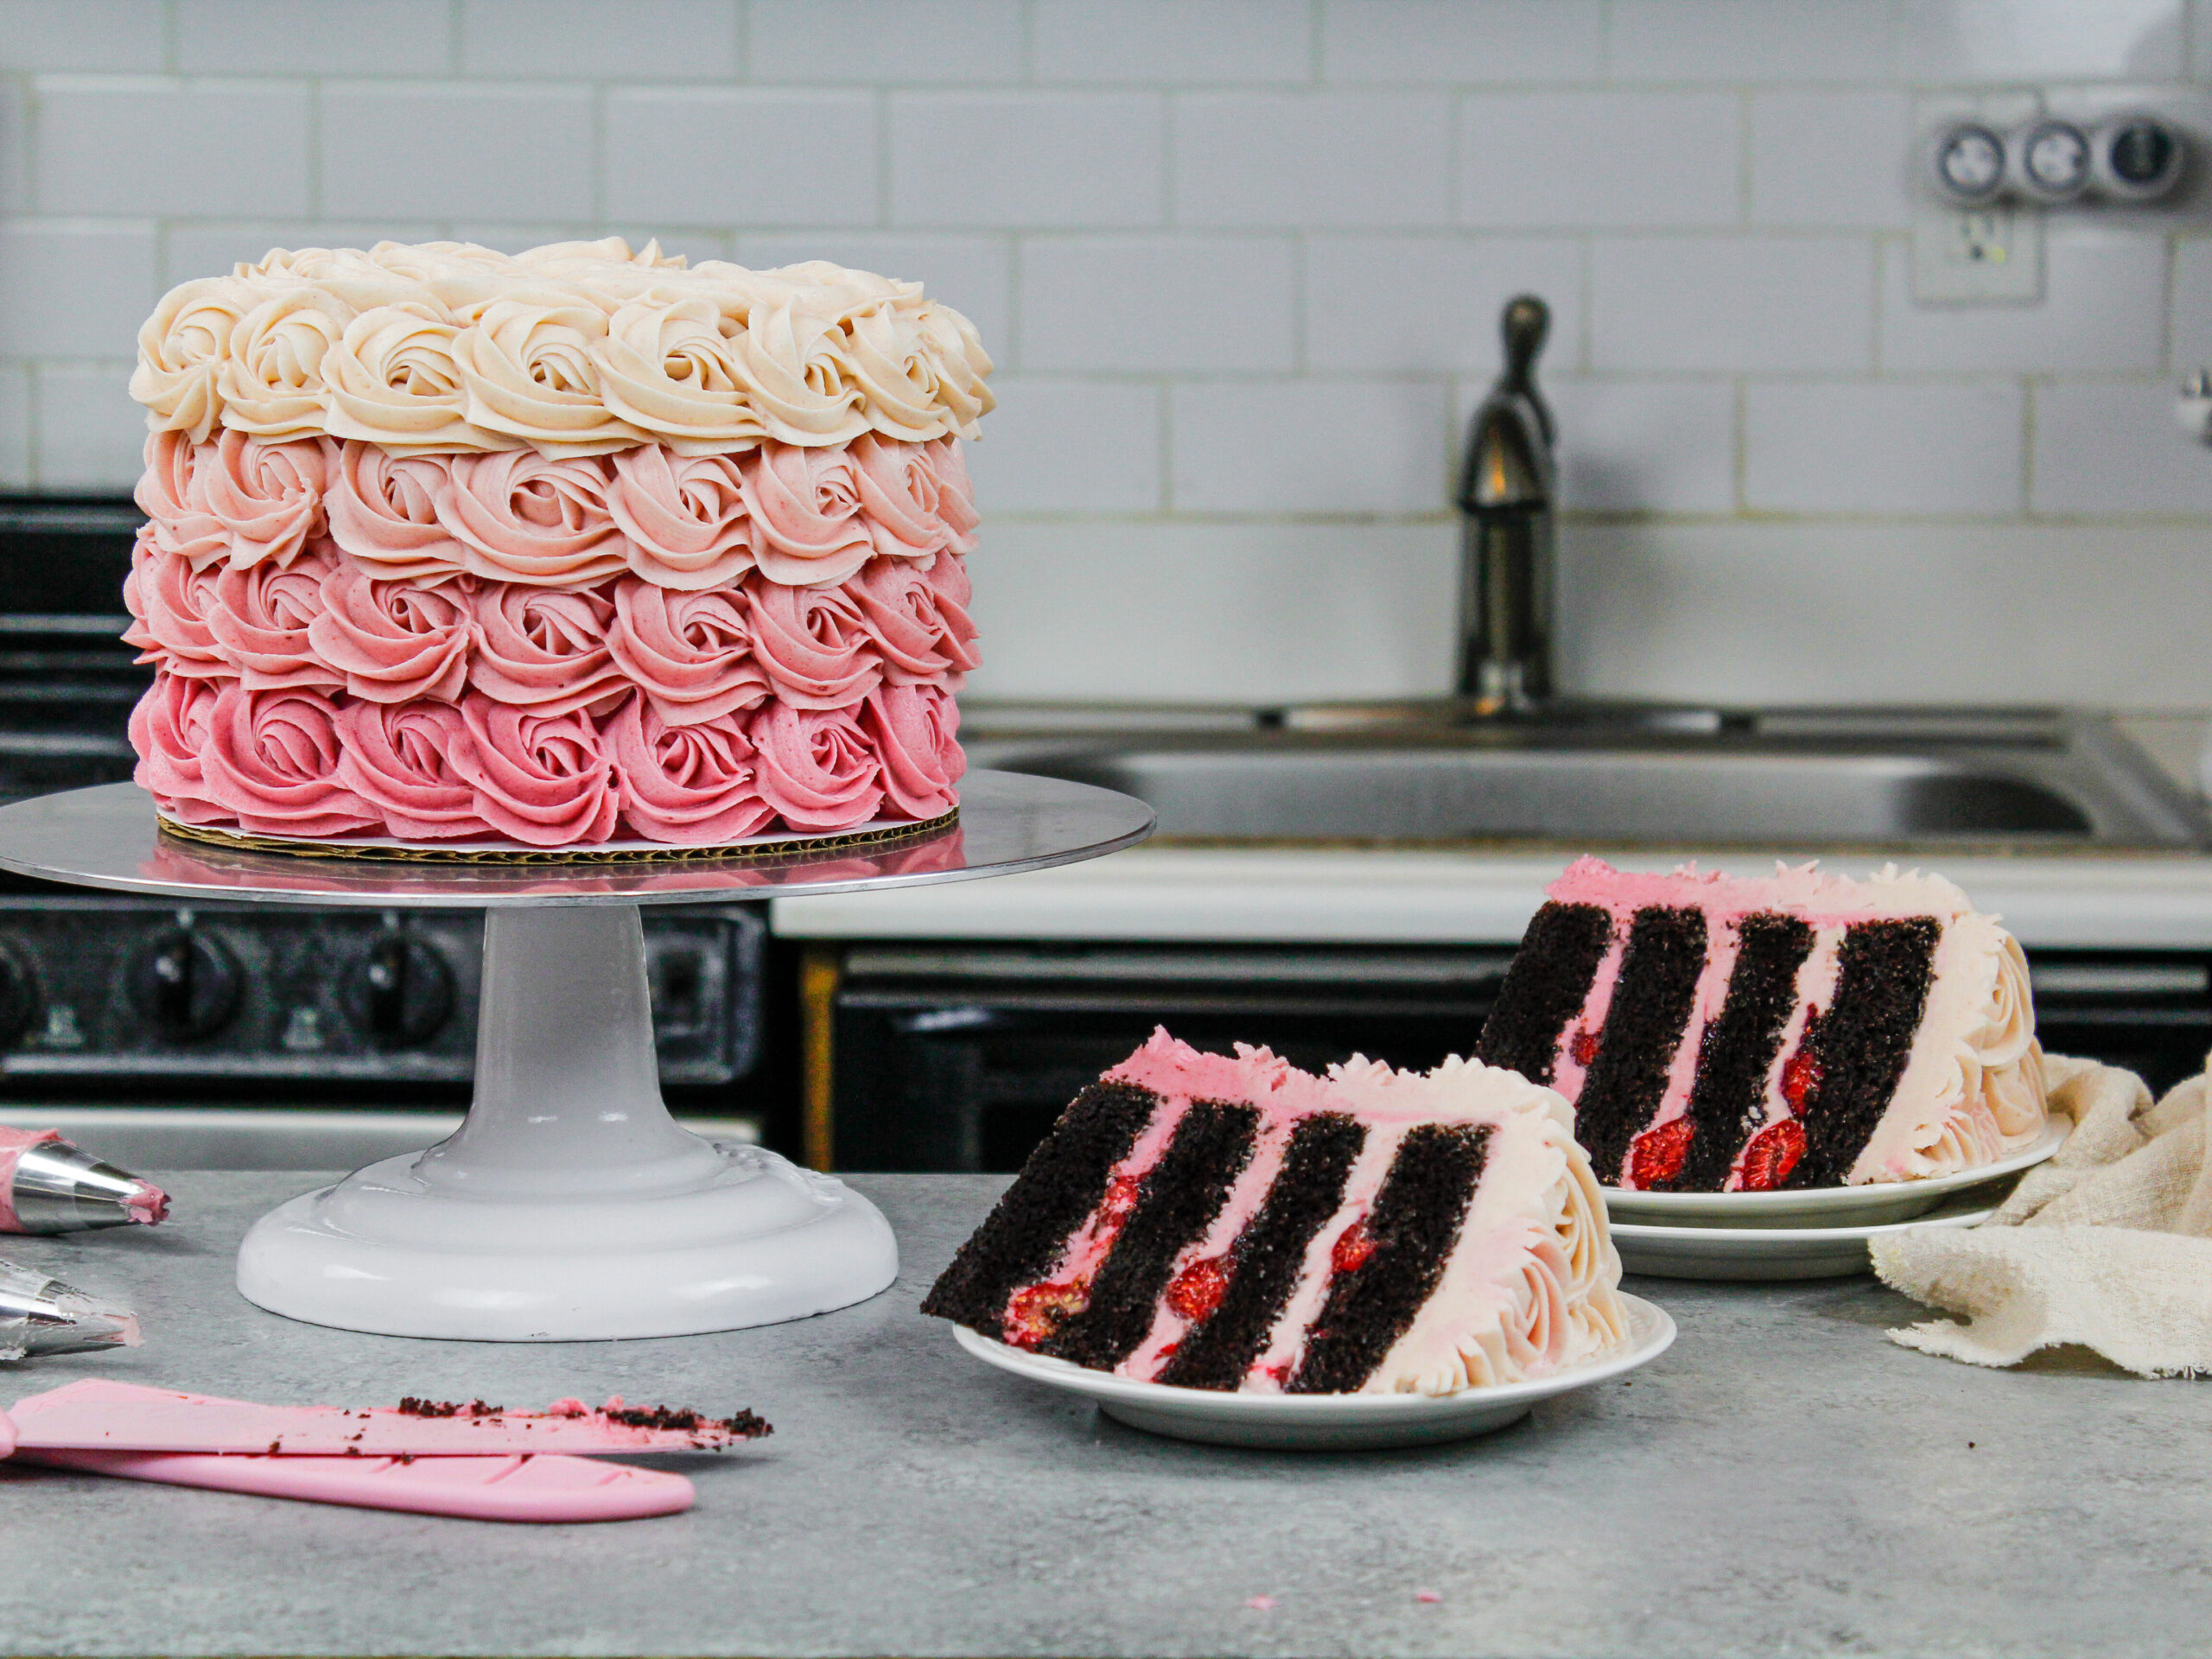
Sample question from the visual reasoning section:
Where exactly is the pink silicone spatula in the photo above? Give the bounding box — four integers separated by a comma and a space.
16, 1445, 696, 1523
1, 1380, 772, 1523
3, 1377, 767, 1454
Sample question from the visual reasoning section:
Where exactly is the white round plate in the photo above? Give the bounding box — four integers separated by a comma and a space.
1601, 1120, 2065, 1230
950, 1293, 1675, 1451
1612, 1193, 1996, 1281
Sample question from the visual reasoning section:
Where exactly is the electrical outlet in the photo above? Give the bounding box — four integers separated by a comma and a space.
1912, 91, 2045, 304
1912, 200, 2044, 302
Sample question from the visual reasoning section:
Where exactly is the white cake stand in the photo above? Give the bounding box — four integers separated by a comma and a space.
0, 774, 1151, 1341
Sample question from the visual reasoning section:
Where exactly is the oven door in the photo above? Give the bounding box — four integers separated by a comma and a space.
810, 941, 2212, 1173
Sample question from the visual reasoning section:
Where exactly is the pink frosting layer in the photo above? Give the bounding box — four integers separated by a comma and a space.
137, 430, 977, 591
132, 671, 964, 847
1547, 855, 1976, 926
125, 529, 978, 728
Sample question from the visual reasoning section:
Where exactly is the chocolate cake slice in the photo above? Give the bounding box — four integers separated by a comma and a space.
1474, 858, 2050, 1192
922, 1030, 1629, 1395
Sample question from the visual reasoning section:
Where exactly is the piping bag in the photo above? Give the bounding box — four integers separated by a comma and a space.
0, 1128, 168, 1234
2, 1379, 772, 1522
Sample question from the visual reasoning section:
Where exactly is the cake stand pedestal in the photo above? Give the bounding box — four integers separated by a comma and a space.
0, 773, 1151, 1341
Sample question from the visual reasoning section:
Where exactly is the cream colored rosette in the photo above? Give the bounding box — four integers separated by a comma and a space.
130, 238, 995, 458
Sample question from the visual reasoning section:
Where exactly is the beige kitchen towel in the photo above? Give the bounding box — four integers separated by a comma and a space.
1869, 1052, 2212, 1376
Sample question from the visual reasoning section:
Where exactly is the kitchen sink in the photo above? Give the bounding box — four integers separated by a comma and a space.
965, 704, 2209, 849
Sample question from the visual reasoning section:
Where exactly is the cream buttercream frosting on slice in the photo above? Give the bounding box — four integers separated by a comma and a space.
131, 238, 994, 456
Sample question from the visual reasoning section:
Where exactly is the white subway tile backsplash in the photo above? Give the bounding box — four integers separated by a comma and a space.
1169, 378, 1449, 513
1881, 227, 2166, 374
0, 365, 29, 490
1560, 520, 2212, 708
177, 0, 451, 75
1745, 381, 2023, 514
164, 221, 442, 283
0, 223, 156, 358
1307, 235, 1580, 373
750, 0, 1020, 84
34, 362, 144, 492
35, 80, 311, 218
963, 378, 1162, 513
2168, 237, 2212, 372
966, 521, 1456, 701
0, 0, 2197, 714
737, 232, 1011, 358
1593, 236, 1874, 372
460, 0, 736, 79
1895, 0, 2185, 81
1322, 1, 1604, 84
1174, 92, 1451, 229
0, 1, 163, 72
1610, 0, 1893, 82
322, 85, 596, 220
1547, 378, 1737, 512
1750, 92, 1910, 229
0, 80, 28, 217
1033, 1, 1313, 85
2031, 383, 2212, 516
1020, 236, 1295, 372
893, 93, 1164, 228
604, 88, 877, 226
1460, 92, 1739, 230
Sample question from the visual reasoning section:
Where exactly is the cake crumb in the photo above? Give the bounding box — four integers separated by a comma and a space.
1245, 1596, 1276, 1612
1415, 1590, 1442, 1604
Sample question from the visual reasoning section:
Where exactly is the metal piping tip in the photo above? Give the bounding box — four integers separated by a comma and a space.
0, 1260, 143, 1362
5, 1141, 171, 1234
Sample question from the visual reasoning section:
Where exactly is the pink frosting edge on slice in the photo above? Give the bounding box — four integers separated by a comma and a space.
1546, 855, 1978, 926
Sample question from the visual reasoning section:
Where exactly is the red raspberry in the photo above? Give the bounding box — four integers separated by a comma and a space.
1332, 1219, 1376, 1274
1166, 1255, 1230, 1324
1099, 1175, 1142, 1228
1005, 1281, 1088, 1348
1738, 1119, 1806, 1191
1627, 1116, 1696, 1188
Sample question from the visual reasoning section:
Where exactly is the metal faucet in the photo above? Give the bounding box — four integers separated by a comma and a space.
1455, 295, 1555, 715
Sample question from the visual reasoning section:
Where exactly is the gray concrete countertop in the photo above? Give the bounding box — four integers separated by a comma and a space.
1, 1172, 2204, 1658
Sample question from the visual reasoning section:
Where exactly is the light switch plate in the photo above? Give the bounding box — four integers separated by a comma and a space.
1911, 90, 2045, 304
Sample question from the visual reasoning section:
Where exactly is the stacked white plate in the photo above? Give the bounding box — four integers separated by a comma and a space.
1602, 1121, 2068, 1281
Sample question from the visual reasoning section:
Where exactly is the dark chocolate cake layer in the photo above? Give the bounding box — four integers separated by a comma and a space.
1474, 901, 1613, 1084
1044, 1100, 1259, 1370
919, 1080, 1157, 1332
1285, 1122, 1493, 1395
1569, 906, 1708, 1185
1784, 918, 1941, 1189
1665, 911, 1818, 1191
1156, 1112, 1367, 1392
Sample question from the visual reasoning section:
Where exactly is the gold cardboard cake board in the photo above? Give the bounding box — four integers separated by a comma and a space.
156, 807, 960, 867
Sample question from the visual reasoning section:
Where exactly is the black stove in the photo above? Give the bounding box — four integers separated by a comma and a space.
0, 497, 782, 1137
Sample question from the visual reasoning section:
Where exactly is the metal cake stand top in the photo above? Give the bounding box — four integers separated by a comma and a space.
0, 772, 1153, 908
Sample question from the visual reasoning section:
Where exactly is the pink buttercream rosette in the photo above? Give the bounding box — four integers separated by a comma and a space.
128, 429, 981, 849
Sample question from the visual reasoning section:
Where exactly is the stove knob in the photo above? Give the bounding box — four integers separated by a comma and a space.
348, 932, 455, 1047
127, 927, 242, 1042
0, 941, 35, 1048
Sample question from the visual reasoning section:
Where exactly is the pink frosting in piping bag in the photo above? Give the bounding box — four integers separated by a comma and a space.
0, 1127, 170, 1232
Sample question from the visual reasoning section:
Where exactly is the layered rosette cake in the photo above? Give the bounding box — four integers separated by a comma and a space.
1475, 858, 2050, 1191
122, 238, 991, 850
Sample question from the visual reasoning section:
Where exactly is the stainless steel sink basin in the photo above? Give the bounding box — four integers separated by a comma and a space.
965, 704, 2209, 849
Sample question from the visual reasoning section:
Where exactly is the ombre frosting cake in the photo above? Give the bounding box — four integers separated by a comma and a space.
121, 238, 990, 850
1475, 858, 2050, 1192
922, 1030, 1628, 1395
